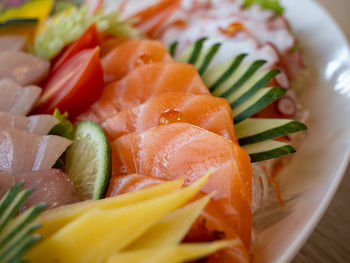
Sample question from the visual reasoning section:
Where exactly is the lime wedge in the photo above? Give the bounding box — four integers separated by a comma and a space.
65, 121, 111, 200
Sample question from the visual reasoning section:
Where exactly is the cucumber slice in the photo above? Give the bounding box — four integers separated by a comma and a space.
65, 121, 111, 200
236, 118, 307, 145
202, 54, 247, 92
169, 41, 178, 57
242, 140, 296, 162
196, 42, 221, 75
233, 87, 286, 124
178, 37, 207, 64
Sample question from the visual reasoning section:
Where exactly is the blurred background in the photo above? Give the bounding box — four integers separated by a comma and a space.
293, 0, 350, 262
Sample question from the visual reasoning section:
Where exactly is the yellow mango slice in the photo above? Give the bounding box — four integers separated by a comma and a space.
128, 193, 214, 250
106, 240, 237, 263
27, 173, 210, 263
0, 0, 54, 22
36, 178, 184, 239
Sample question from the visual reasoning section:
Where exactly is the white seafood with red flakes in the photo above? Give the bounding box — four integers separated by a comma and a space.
0, 129, 71, 173
0, 79, 41, 115
156, 0, 301, 86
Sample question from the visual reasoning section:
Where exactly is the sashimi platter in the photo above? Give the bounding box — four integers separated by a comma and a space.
0, 0, 349, 262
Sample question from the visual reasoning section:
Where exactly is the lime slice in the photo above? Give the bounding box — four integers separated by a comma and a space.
65, 121, 111, 200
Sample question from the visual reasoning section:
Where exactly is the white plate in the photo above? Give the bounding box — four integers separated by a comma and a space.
253, 0, 350, 262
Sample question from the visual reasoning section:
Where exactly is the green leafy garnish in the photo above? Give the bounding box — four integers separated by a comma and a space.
33, 6, 139, 59
0, 182, 46, 263
242, 0, 284, 15
49, 108, 75, 140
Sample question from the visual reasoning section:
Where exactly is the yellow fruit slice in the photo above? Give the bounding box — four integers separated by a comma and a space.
128, 193, 213, 250
27, 173, 210, 263
36, 178, 184, 239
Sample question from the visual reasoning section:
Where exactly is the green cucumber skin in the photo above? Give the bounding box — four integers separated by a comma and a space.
238, 121, 307, 145
230, 69, 281, 109
198, 43, 221, 75
188, 37, 207, 64
234, 87, 286, 124
220, 60, 266, 98
248, 144, 296, 163
169, 41, 178, 57
209, 54, 247, 92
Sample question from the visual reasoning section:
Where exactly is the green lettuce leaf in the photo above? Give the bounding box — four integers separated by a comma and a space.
49, 108, 75, 140
242, 0, 284, 15
33, 6, 139, 59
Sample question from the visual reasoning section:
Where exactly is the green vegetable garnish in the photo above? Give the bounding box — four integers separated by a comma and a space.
34, 6, 139, 59
242, 0, 284, 15
0, 182, 46, 263
49, 108, 75, 140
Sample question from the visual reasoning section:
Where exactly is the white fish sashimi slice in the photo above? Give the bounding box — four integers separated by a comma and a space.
9, 85, 41, 115
0, 129, 72, 173
28, 115, 59, 135
12, 169, 82, 211
33, 135, 72, 171
0, 111, 29, 131
0, 129, 37, 172
0, 79, 22, 112
0, 51, 50, 86
0, 170, 15, 198
0, 112, 59, 135
0, 35, 26, 52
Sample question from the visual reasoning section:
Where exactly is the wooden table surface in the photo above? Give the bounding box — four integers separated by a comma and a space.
293, 1, 350, 262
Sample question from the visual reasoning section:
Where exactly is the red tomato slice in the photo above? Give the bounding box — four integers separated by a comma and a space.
34, 47, 104, 119
51, 23, 99, 73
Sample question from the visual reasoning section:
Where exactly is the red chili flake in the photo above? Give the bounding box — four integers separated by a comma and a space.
172, 19, 187, 27
218, 22, 245, 36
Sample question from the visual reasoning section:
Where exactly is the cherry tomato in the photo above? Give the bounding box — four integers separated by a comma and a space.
51, 23, 99, 73
34, 47, 103, 118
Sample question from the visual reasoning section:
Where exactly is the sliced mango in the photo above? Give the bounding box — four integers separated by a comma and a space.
106, 240, 237, 263
128, 193, 213, 250
36, 178, 184, 239
0, 0, 54, 22
27, 174, 210, 263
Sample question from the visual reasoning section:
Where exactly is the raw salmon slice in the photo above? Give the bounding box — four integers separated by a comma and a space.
102, 39, 173, 84
77, 62, 210, 124
0, 129, 71, 173
0, 112, 59, 135
101, 92, 237, 142
110, 122, 252, 247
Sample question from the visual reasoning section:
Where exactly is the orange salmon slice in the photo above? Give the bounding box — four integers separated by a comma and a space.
101, 92, 237, 142
110, 122, 252, 247
102, 39, 173, 84
77, 62, 210, 124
